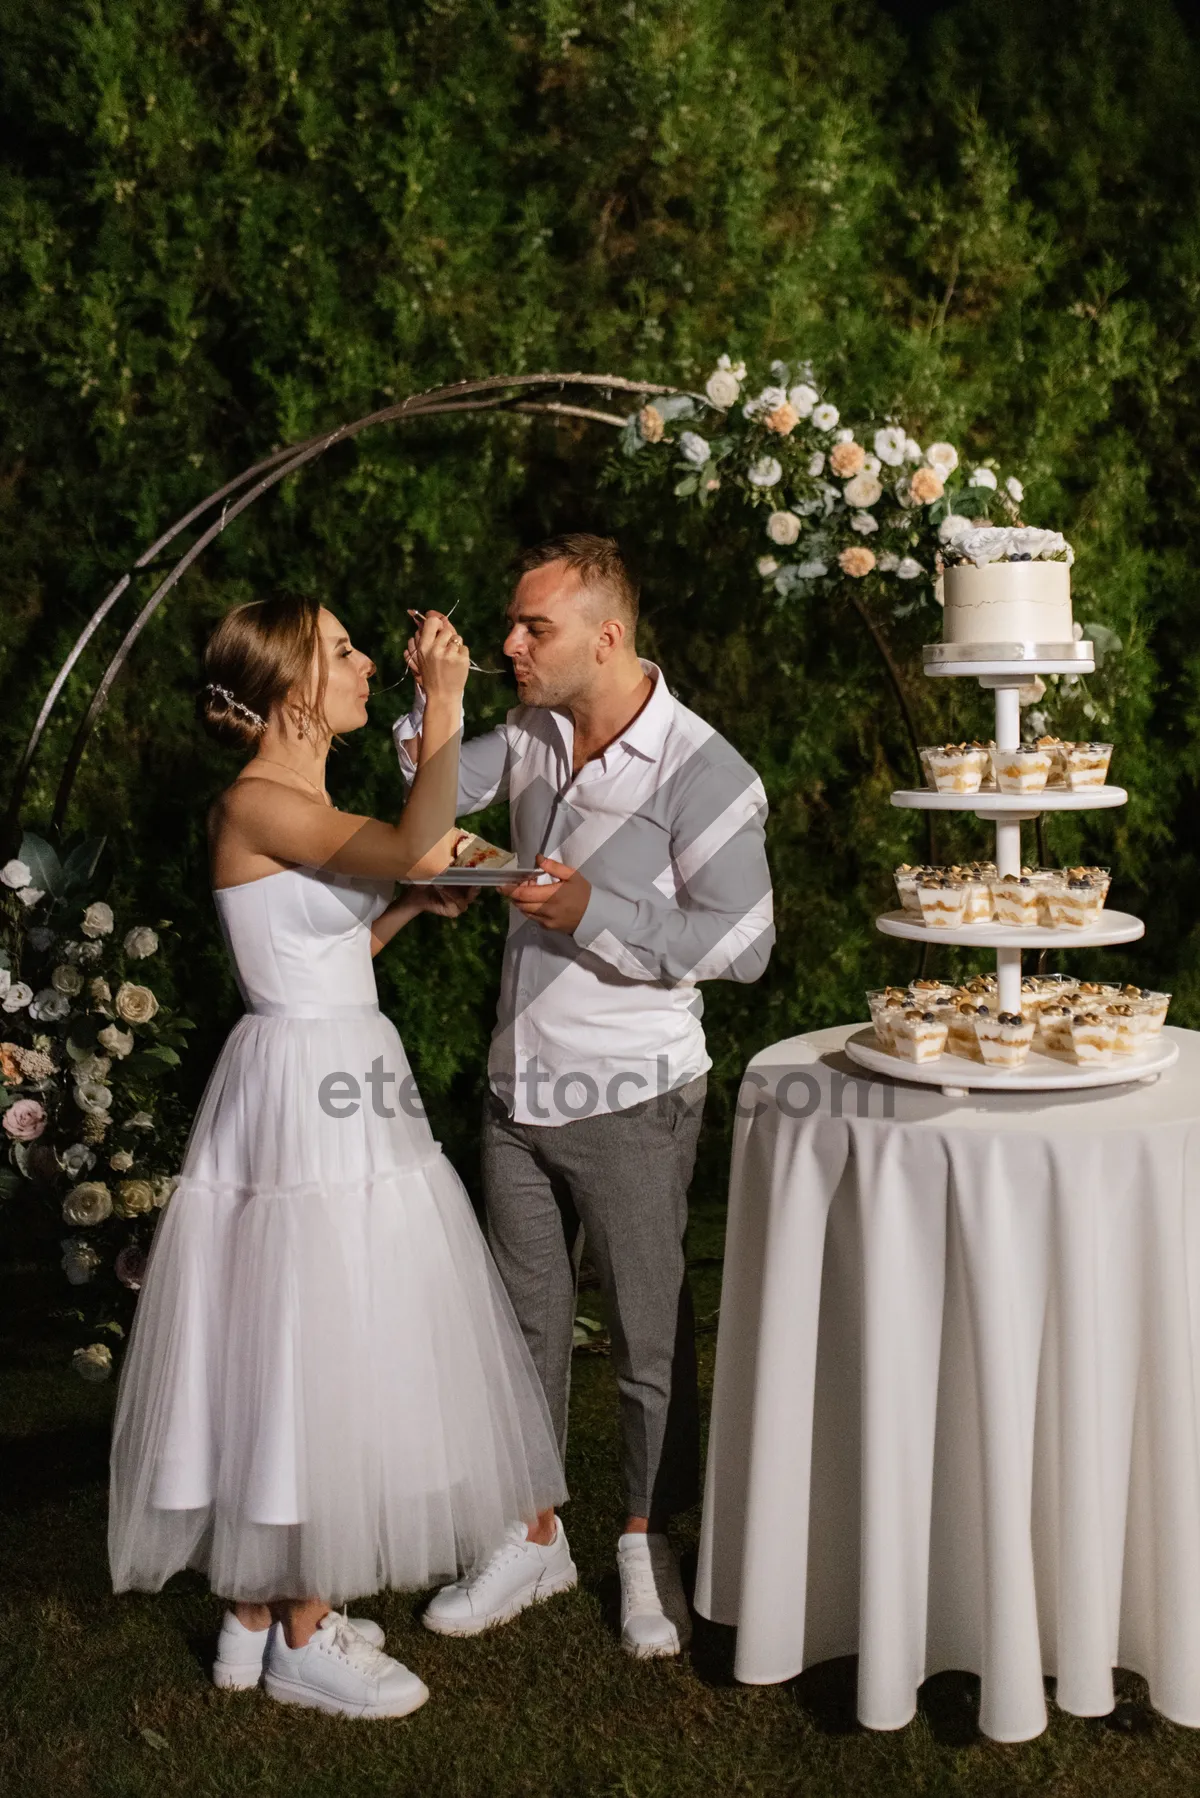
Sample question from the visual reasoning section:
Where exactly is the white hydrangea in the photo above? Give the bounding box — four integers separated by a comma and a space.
766, 511, 801, 545
850, 512, 879, 535
969, 466, 998, 490
747, 456, 783, 487
873, 426, 907, 467
925, 442, 959, 476
811, 402, 839, 431
679, 431, 711, 466
896, 557, 923, 580
788, 383, 818, 417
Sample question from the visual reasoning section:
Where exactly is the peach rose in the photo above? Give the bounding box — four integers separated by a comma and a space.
829, 441, 866, 478
910, 465, 945, 504
0, 1043, 21, 1084
637, 405, 664, 443
838, 546, 877, 578
763, 402, 800, 437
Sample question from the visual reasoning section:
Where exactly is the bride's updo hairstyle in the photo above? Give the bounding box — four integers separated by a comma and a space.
198, 594, 331, 753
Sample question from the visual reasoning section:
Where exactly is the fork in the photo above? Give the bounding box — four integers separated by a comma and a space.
406, 605, 504, 675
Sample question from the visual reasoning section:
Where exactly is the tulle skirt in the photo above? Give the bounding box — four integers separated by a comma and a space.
108, 1008, 567, 1603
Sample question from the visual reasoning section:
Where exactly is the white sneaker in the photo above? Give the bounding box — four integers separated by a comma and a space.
212, 1608, 385, 1690
262, 1611, 428, 1719
617, 1532, 691, 1658
422, 1518, 577, 1637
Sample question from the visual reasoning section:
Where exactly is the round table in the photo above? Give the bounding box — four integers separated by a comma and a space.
694, 1024, 1200, 1743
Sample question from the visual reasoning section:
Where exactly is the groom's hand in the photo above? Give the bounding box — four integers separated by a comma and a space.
505, 855, 591, 933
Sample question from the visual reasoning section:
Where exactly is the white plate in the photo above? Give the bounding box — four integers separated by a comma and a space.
406, 866, 547, 887
876, 907, 1144, 950
844, 1024, 1180, 1094
891, 787, 1126, 817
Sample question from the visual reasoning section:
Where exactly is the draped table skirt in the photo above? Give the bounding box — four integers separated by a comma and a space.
694, 1024, 1200, 1742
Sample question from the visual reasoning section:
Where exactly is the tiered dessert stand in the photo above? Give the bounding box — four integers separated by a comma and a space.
845, 639, 1179, 1097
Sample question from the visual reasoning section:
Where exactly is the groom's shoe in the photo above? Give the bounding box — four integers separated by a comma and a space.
422, 1518, 577, 1637
617, 1532, 692, 1658
212, 1608, 385, 1690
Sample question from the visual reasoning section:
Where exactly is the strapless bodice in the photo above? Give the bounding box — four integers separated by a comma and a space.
212, 866, 395, 1016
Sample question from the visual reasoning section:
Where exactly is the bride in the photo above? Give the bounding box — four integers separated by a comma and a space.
108, 594, 568, 1718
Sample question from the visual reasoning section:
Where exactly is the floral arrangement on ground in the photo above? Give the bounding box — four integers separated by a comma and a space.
1, 834, 193, 1379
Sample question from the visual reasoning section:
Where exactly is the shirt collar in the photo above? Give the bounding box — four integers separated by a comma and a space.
550, 660, 673, 769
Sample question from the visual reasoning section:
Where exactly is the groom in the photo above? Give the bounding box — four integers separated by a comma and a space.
394, 534, 773, 1655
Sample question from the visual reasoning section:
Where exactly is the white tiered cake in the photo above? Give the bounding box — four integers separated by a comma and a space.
943, 560, 1072, 647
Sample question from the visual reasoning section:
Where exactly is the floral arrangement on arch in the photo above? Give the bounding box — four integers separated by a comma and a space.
620, 355, 1032, 607
1, 833, 193, 1380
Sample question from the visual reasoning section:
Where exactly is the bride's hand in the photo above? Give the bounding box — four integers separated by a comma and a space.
419, 884, 479, 918
408, 610, 470, 702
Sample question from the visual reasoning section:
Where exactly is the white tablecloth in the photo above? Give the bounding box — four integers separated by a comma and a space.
695, 1024, 1200, 1742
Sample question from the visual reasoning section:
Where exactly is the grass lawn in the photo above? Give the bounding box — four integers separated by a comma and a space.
3, 1194, 1200, 1798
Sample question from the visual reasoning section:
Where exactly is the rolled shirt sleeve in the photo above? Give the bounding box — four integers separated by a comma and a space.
393, 689, 516, 815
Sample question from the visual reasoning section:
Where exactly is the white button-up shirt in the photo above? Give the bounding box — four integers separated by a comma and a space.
394, 660, 774, 1126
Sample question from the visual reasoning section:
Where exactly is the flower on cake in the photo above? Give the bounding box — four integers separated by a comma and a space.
942, 525, 1072, 567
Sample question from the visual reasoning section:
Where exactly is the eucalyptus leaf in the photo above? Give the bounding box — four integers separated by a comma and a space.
60, 838, 107, 893
17, 833, 63, 898
673, 475, 699, 497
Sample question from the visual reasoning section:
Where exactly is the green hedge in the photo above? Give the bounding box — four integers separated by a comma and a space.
3, 0, 1200, 1194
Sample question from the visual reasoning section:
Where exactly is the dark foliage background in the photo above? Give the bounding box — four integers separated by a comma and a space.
3, 0, 1200, 1194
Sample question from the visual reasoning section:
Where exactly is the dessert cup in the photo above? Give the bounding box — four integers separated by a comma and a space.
946, 1000, 987, 1060
1134, 991, 1171, 1034
989, 874, 1040, 927
1037, 737, 1068, 789
916, 877, 969, 928
992, 745, 1053, 795
890, 1008, 949, 1063
1069, 1010, 1117, 1065
975, 1010, 1036, 1067
1063, 742, 1113, 790
908, 978, 959, 1009
1045, 875, 1106, 930
919, 747, 938, 791
1105, 1003, 1152, 1056
1036, 1002, 1076, 1056
928, 746, 984, 795
893, 864, 925, 913
867, 988, 909, 1046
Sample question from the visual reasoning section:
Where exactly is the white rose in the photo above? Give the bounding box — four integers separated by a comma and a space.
795, 560, 828, 579
704, 369, 741, 409
787, 383, 818, 417
72, 1342, 113, 1382
904, 438, 924, 462
757, 555, 780, 578
747, 456, 782, 488
52, 963, 85, 996
98, 1023, 134, 1058
80, 902, 114, 939
3, 982, 33, 1012
925, 442, 959, 476
969, 466, 998, 490
766, 511, 801, 546
17, 888, 45, 909
938, 513, 973, 544
873, 426, 907, 467
74, 1081, 113, 1117
896, 557, 923, 580
60, 1143, 96, 1177
843, 472, 883, 508
61, 1238, 102, 1286
811, 403, 839, 431
1006, 475, 1024, 502
123, 926, 159, 960
1, 859, 31, 888
114, 982, 158, 1025
29, 988, 70, 1022
115, 1179, 155, 1217
62, 1180, 113, 1226
850, 512, 879, 535
679, 430, 711, 466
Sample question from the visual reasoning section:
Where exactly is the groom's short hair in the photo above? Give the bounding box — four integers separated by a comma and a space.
513, 534, 639, 631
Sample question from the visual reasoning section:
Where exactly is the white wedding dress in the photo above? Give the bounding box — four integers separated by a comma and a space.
108, 865, 566, 1604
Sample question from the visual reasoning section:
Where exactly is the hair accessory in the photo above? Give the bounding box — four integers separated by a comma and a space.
203, 682, 266, 731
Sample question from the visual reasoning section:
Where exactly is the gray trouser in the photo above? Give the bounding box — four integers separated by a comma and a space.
481, 1074, 707, 1521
